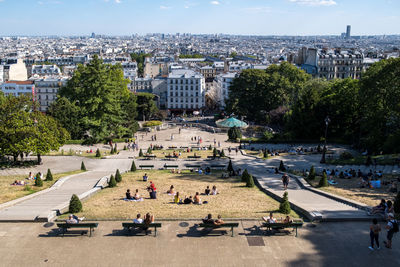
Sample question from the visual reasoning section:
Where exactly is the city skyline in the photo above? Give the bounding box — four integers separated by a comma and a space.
0, 0, 399, 36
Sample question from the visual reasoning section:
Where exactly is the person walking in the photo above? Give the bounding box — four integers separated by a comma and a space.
369, 218, 381, 250
282, 173, 290, 190
384, 213, 398, 249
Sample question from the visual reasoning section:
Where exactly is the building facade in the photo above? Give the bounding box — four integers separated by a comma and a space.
0, 80, 34, 97
33, 77, 68, 112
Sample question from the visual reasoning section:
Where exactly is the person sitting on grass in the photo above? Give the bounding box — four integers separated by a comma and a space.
11, 180, 25, 186
143, 213, 155, 235
184, 196, 193, 204
133, 189, 143, 201
133, 213, 143, 223
174, 192, 181, 204
28, 172, 34, 180
143, 173, 148, 182
167, 185, 175, 195
125, 189, 133, 200
205, 186, 211, 195
369, 199, 386, 215
202, 214, 214, 224
211, 185, 218, 195
262, 212, 277, 223
214, 215, 225, 225
194, 192, 202, 204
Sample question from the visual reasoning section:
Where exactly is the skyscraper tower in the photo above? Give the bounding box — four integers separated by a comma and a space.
346, 25, 351, 39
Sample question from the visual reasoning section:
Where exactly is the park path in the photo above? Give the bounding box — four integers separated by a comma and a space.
0, 158, 132, 221
230, 153, 372, 221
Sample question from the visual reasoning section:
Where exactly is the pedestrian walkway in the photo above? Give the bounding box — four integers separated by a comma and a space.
231, 154, 372, 221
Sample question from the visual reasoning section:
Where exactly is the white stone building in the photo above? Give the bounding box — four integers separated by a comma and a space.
167, 69, 205, 111
31, 64, 61, 76
33, 77, 68, 112
213, 72, 237, 108
0, 80, 34, 97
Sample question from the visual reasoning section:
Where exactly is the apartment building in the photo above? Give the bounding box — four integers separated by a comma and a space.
0, 80, 34, 97
33, 77, 68, 112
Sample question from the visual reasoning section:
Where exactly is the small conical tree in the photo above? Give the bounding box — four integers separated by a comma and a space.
208, 144, 212, 150
227, 160, 234, 173
241, 169, 250, 182
263, 150, 268, 159
220, 149, 225, 157
246, 174, 255, 188
307, 166, 316, 180
110, 146, 114, 154
279, 160, 286, 171
108, 174, 117, 188
147, 147, 152, 154
393, 191, 400, 214
95, 148, 101, 158
46, 169, 53, 181
279, 191, 291, 214
35, 174, 43, 187
139, 149, 144, 157
69, 194, 82, 213
81, 161, 86, 171
130, 160, 137, 172
113, 147, 118, 154
213, 147, 218, 157
318, 172, 328, 187
115, 169, 122, 183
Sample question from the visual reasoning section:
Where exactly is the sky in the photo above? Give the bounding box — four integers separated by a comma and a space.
0, 0, 399, 36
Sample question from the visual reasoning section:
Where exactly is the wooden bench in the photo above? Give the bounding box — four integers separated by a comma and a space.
139, 165, 154, 169
210, 165, 226, 169
168, 146, 177, 149
56, 223, 99, 237
164, 155, 178, 160
143, 155, 156, 160
187, 155, 201, 159
186, 164, 201, 168
122, 222, 162, 236
164, 164, 179, 169
198, 223, 239, 237
262, 221, 303, 237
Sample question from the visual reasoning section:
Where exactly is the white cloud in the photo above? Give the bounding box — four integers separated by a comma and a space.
115, 0, 121, 3
210, 1, 220, 5
289, 0, 337, 6
160, 5, 171, 9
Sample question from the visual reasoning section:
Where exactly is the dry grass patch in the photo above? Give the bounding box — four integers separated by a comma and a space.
307, 175, 398, 207
0, 170, 84, 204
143, 149, 215, 159
70, 170, 299, 219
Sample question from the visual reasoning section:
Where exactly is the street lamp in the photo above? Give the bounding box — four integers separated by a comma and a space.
320, 116, 330, 164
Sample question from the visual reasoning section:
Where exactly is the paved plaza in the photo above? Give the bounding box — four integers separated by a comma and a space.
0, 221, 399, 267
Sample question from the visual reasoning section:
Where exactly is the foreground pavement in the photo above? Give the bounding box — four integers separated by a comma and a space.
0, 221, 398, 267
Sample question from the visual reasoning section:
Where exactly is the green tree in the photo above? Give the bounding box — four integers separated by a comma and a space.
115, 169, 122, 183
95, 148, 101, 157
228, 127, 242, 140
227, 160, 234, 173
48, 97, 82, 140
108, 174, 117, 188
213, 147, 218, 158
35, 174, 43, 187
46, 169, 53, 181
318, 172, 328, 187
69, 194, 82, 213
136, 93, 158, 121
279, 191, 291, 214
81, 161, 86, 171
307, 166, 316, 180
139, 149, 144, 157
241, 169, 250, 182
130, 53, 151, 77
246, 173, 255, 188
130, 160, 137, 172
219, 149, 225, 157
147, 147, 152, 154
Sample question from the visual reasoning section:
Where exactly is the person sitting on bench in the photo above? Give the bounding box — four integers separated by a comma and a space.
133, 213, 143, 223
263, 212, 277, 223
143, 213, 155, 235
205, 186, 211, 195
202, 214, 214, 224
283, 215, 293, 224
194, 192, 202, 204
214, 215, 225, 225
126, 189, 133, 200
184, 196, 193, 204
143, 173, 148, 182
369, 199, 386, 215
66, 214, 84, 224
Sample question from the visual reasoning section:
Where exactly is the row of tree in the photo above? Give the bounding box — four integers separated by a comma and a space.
226, 59, 400, 153
48, 56, 158, 142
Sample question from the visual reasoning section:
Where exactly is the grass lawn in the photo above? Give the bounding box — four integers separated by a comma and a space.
45, 148, 121, 158
327, 154, 400, 166
0, 170, 84, 204
66, 170, 299, 220
139, 149, 217, 159
307, 175, 399, 207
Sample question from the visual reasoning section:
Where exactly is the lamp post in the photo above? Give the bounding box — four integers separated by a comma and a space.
320, 116, 330, 164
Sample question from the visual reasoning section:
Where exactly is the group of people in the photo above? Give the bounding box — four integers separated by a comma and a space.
11, 171, 41, 186
202, 214, 224, 225
369, 199, 395, 218
125, 189, 143, 201
368, 214, 398, 250
172, 186, 219, 205
262, 212, 293, 224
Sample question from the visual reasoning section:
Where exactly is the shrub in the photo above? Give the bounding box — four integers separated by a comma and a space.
279, 192, 291, 214
95, 148, 101, 158
263, 131, 274, 141
263, 150, 268, 158
69, 194, 82, 213
208, 144, 212, 150
142, 120, 162, 127
307, 166, 316, 180
130, 160, 137, 172
219, 149, 225, 157
279, 160, 286, 171
35, 174, 43, 187
115, 169, 122, 183
108, 174, 117, 188
139, 149, 144, 157
246, 174, 255, 188
241, 169, 250, 182
147, 147, 152, 154
213, 148, 218, 157
339, 151, 354, 160
227, 160, 234, 173
45, 169, 53, 181
123, 145, 127, 150
228, 127, 242, 140
318, 172, 328, 187
110, 147, 115, 155
394, 191, 400, 214
81, 161, 86, 171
